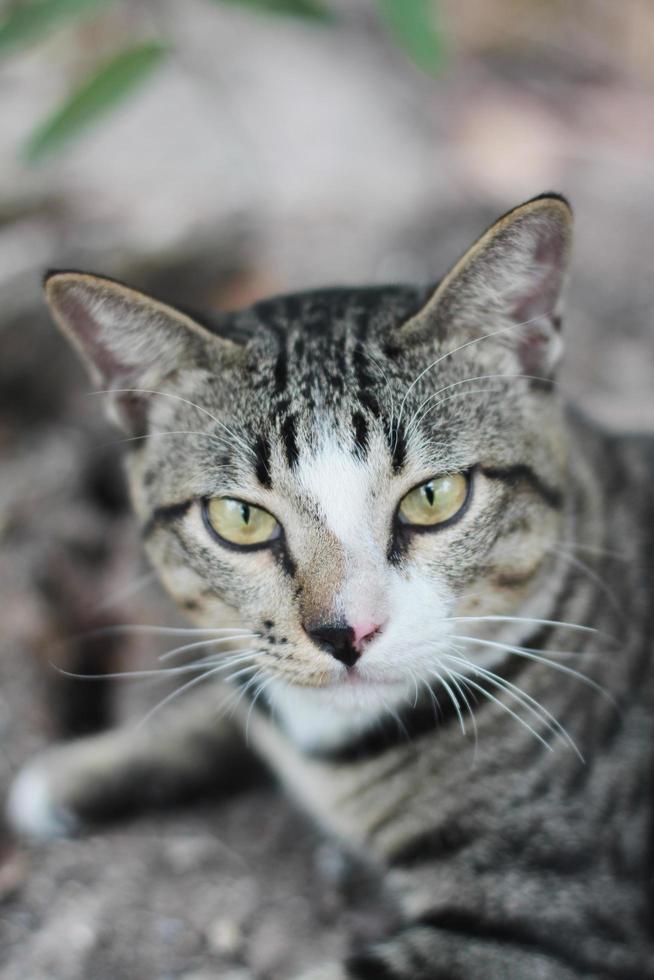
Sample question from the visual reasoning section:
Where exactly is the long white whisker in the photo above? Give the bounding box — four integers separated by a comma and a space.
408, 386, 512, 430
454, 634, 615, 706
51, 649, 257, 683
406, 373, 555, 437
134, 662, 234, 730
442, 664, 479, 751
393, 312, 554, 448
91, 389, 256, 459
200, 664, 264, 724
430, 666, 466, 735
446, 615, 598, 635
158, 634, 259, 662
245, 674, 276, 744
74, 624, 254, 640
441, 665, 554, 754
545, 545, 626, 623
441, 652, 582, 760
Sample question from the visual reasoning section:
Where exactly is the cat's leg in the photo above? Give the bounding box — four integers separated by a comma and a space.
6, 684, 259, 839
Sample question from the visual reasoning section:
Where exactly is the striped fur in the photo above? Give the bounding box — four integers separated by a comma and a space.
9, 195, 654, 978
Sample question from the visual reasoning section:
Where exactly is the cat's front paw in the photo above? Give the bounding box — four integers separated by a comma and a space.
6, 755, 80, 841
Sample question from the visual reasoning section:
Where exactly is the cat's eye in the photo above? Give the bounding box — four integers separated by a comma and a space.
398, 473, 469, 528
203, 497, 280, 548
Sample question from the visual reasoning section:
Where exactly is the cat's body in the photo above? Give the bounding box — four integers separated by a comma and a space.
7, 195, 654, 978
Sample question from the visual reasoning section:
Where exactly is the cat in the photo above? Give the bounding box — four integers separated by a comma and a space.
7, 194, 654, 979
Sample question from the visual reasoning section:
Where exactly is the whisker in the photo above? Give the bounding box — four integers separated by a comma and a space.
244, 674, 276, 744
393, 311, 555, 450
454, 635, 616, 708
441, 651, 582, 759
406, 373, 555, 437
446, 615, 598, 635
430, 666, 466, 735
442, 664, 479, 752
158, 634, 260, 662
49, 649, 257, 683
103, 430, 242, 450
134, 662, 242, 730
71, 624, 254, 641
440, 664, 555, 755
91, 389, 256, 460
545, 545, 627, 624
553, 539, 628, 561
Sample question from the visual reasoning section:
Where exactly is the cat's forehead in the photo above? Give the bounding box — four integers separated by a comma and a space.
246, 284, 428, 342
226, 284, 430, 423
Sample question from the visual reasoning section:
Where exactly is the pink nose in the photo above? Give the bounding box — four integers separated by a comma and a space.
351, 622, 382, 651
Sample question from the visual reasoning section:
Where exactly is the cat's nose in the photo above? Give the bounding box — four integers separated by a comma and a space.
307, 624, 359, 667
352, 621, 382, 649
306, 621, 382, 667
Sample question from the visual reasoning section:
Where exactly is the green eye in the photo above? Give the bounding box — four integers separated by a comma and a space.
398, 473, 469, 527
204, 498, 280, 548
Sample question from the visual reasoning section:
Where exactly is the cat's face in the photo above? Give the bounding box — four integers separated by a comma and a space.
45, 195, 572, 742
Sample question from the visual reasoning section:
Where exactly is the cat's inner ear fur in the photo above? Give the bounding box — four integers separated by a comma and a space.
397, 194, 573, 377
44, 272, 238, 434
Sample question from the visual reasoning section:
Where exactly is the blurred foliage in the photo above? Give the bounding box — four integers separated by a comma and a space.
378, 0, 442, 75
23, 41, 169, 162
0, 0, 114, 53
211, 0, 334, 21
0, 0, 442, 162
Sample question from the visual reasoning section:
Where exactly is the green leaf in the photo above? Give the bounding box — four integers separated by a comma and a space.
0, 0, 115, 55
23, 41, 169, 163
378, 0, 443, 75
210, 0, 333, 23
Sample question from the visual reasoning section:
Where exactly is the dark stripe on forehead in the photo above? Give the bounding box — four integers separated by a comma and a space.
142, 499, 191, 538
253, 435, 272, 488
352, 411, 369, 455
392, 423, 406, 472
384, 419, 406, 473
280, 414, 299, 468
481, 464, 563, 509
274, 349, 288, 394
352, 341, 376, 389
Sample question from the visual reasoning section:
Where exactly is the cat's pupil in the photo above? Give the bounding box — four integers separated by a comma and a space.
241, 503, 251, 525
424, 483, 435, 507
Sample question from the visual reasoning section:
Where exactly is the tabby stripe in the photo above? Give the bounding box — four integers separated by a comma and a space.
392, 422, 407, 472
346, 952, 398, 980
253, 435, 273, 488
352, 410, 369, 454
142, 500, 191, 538
389, 823, 473, 868
481, 464, 563, 509
274, 349, 288, 394
280, 414, 299, 468
413, 909, 591, 973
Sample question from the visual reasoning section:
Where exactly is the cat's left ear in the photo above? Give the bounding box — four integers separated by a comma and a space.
44, 271, 240, 433
397, 193, 573, 376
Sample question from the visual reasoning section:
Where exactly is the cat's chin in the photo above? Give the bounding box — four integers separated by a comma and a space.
265, 672, 412, 751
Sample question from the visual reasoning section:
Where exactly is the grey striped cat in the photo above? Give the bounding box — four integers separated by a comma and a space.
7, 195, 654, 978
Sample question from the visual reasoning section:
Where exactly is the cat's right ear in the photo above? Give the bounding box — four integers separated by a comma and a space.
44, 271, 239, 433
394, 194, 573, 378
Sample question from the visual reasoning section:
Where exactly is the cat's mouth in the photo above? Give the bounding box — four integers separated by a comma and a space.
323, 665, 407, 691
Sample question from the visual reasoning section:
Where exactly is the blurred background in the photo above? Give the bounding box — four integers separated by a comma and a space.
1, 1, 653, 977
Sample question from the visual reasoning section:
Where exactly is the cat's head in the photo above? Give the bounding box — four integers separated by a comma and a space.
45, 194, 572, 744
